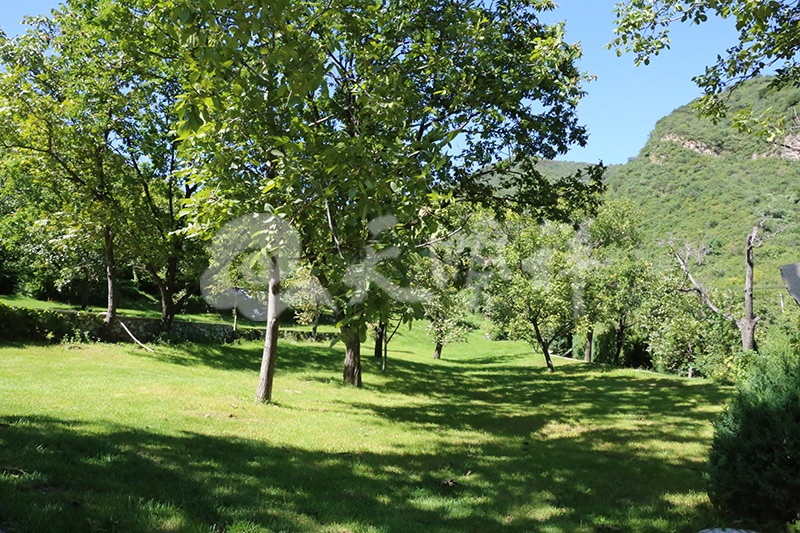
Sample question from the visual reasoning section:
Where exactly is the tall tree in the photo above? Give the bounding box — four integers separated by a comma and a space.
170, 0, 602, 387
0, 1, 206, 326
0, 14, 128, 323
672, 226, 762, 352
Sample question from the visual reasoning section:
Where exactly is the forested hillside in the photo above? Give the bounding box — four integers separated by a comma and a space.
556, 77, 800, 309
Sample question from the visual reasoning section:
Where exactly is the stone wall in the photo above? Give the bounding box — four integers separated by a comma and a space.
0, 303, 336, 345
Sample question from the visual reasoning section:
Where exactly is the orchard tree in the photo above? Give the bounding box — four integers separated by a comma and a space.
576, 198, 643, 363
0, 14, 130, 324
410, 255, 471, 360
169, 0, 603, 389
283, 265, 333, 342
487, 217, 577, 372
0, 1, 206, 326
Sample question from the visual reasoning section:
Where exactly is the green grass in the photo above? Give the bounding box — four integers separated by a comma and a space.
0, 326, 730, 532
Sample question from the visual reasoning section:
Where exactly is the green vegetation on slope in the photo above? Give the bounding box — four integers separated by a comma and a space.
0, 328, 729, 532
560, 77, 800, 304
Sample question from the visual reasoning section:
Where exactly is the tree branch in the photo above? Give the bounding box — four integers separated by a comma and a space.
672, 246, 732, 320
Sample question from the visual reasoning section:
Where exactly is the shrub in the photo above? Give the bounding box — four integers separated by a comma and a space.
0, 303, 104, 343
708, 352, 800, 528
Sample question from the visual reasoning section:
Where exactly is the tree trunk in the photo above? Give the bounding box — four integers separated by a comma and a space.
255, 255, 281, 403
79, 278, 90, 310
311, 308, 320, 342
614, 319, 626, 366
381, 333, 388, 372
146, 253, 190, 329
532, 319, 555, 372
738, 226, 760, 352
737, 318, 758, 352
341, 324, 362, 387
433, 341, 443, 360
583, 328, 593, 363
374, 321, 386, 358
159, 292, 176, 329
103, 225, 117, 325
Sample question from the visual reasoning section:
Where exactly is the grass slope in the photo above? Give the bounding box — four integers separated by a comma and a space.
0, 327, 729, 532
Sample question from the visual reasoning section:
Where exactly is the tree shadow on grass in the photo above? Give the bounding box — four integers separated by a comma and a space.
0, 411, 723, 533
0, 414, 607, 533
138, 341, 345, 377
344, 357, 731, 531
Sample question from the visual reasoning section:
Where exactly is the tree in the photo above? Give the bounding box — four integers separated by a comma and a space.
0, 1, 207, 326
283, 265, 333, 342
411, 256, 472, 360
486, 217, 576, 372
610, 0, 800, 119
672, 226, 762, 352
574, 198, 643, 363
170, 0, 602, 388
200, 212, 302, 403
0, 14, 127, 324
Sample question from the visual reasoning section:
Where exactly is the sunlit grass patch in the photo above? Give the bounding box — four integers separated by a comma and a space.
0, 326, 730, 532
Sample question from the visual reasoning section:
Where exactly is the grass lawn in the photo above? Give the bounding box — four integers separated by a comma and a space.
0, 326, 730, 532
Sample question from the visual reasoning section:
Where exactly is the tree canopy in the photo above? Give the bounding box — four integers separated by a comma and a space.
166, 0, 602, 387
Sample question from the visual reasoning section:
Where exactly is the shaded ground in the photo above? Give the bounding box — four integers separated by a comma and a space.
0, 339, 730, 532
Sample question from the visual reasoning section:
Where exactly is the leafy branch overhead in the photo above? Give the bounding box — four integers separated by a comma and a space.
610, 0, 800, 119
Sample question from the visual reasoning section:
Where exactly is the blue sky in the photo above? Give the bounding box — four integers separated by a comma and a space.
0, 0, 739, 165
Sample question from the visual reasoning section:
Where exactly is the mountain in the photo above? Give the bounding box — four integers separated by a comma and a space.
593, 77, 800, 304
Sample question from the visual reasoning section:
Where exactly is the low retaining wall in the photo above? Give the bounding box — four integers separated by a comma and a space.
0, 303, 336, 344
112, 317, 337, 344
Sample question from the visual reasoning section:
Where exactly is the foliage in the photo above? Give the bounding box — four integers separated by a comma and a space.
485, 217, 576, 370
633, 270, 741, 376
709, 350, 800, 528
415, 259, 473, 358
283, 264, 334, 339
0, 0, 208, 325
170, 0, 598, 385
0, 302, 105, 343
610, 0, 800, 119
606, 77, 800, 296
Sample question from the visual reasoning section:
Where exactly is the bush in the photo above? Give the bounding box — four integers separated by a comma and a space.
708, 352, 800, 528
0, 303, 104, 343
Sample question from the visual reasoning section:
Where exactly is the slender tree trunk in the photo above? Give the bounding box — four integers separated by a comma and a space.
532, 319, 555, 372
79, 278, 89, 310
341, 324, 362, 387
433, 341, 443, 360
614, 319, 626, 366
374, 321, 386, 358
103, 225, 117, 325
737, 227, 761, 351
311, 307, 320, 342
583, 328, 593, 363
381, 333, 388, 372
255, 255, 281, 403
